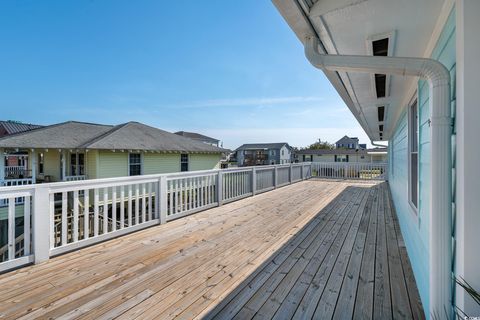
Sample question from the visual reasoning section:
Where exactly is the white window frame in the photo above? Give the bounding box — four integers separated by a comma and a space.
128, 152, 143, 176
408, 99, 419, 213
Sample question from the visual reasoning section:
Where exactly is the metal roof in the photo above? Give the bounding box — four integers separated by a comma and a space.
0, 121, 43, 136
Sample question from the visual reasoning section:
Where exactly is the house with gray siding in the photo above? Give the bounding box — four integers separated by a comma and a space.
235, 143, 292, 166
295, 147, 387, 163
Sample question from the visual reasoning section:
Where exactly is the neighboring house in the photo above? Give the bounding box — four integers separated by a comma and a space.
235, 143, 291, 166
295, 148, 387, 163
335, 135, 361, 149
0, 120, 43, 138
0, 121, 226, 185
274, 0, 479, 316
174, 131, 220, 147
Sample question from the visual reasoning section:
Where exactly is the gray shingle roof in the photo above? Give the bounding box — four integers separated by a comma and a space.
0, 121, 227, 153
0, 121, 113, 149
0, 121, 43, 136
335, 135, 359, 145
335, 136, 358, 144
82, 122, 226, 153
236, 143, 289, 151
174, 131, 219, 143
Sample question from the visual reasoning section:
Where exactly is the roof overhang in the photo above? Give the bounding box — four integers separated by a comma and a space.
272, 0, 451, 142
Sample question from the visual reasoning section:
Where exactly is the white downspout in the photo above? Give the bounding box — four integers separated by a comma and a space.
305, 37, 452, 317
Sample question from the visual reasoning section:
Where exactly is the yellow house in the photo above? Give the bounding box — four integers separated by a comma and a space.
0, 121, 226, 185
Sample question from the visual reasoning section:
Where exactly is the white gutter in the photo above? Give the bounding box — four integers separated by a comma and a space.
305, 37, 452, 317
371, 140, 388, 148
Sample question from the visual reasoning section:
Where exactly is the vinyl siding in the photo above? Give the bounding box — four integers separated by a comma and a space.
86, 150, 98, 179
95, 151, 220, 178
97, 151, 128, 179
143, 153, 180, 174
388, 8, 456, 313
188, 154, 221, 171
43, 151, 61, 182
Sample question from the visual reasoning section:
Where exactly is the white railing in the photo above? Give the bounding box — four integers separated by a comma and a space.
311, 162, 387, 180
4, 166, 29, 178
0, 161, 386, 273
0, 178, 34, 206
1, 178, 34, 187
0, 184, 34, 270
64, 175, 86, 182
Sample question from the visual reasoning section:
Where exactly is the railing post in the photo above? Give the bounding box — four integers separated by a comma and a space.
344, 163, 347, 179
217, 171, 223, 206
289, 163, 293, 184
159, 176, 167, 224
0, 148, 4, 183
274, 166, 278, 188
33, 184, 50, 264
301, 164, 304, 180
251, 167, 256, 196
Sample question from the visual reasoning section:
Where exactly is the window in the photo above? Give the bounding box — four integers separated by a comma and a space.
129, 153, 142, 176
181, 154, 189, 172
281, 149, 284, 156
409, 101, 419, 210
38, 153, 44, 175
70, 153, 85, 176
270, 150, 276, 156
335, 155, 349, 162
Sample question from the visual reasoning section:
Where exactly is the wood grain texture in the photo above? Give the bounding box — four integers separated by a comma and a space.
0, 180, 424, 320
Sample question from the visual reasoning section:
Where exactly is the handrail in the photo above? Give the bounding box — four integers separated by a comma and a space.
0, 161, 388, 273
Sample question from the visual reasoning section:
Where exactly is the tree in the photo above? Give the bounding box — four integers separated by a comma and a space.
304, 138, 334, 150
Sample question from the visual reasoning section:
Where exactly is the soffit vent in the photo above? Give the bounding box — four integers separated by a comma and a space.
377, 106, 385, 122
375, 74, 386, 98
372, 38, 389, 56
372, 37, 389, 98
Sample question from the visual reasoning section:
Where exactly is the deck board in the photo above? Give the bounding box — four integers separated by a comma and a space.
0, 180, 424, 319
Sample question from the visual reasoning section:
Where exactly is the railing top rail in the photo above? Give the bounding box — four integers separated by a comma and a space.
0, 162, 315, 194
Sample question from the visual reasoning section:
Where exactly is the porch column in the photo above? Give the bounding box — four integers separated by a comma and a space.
31, 150, 37, 184
0, 148, 4, 182
61, 150, 67, 181
455, 0, 480, 315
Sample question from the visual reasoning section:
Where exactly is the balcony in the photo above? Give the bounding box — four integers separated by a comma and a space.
0, 163, 423, 319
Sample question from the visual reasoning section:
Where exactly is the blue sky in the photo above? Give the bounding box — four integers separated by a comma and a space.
0, 0, 369, 149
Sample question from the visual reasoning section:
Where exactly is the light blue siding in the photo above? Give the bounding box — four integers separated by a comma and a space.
389, 8, 456, 315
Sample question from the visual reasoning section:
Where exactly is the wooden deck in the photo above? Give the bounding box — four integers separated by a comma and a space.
0, 180, 424, 319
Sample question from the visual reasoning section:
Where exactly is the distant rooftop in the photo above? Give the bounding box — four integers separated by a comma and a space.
0, 120, 43, 137
236, 143, 290, 151
174, 131, 219, 143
